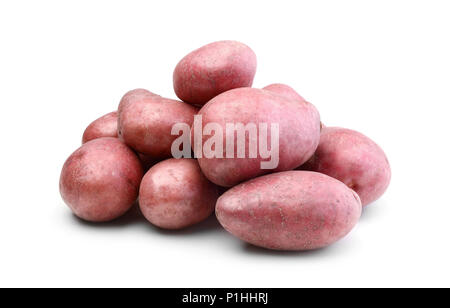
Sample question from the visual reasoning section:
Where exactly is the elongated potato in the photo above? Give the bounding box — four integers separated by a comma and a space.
59, 137, 143, 222
173, 40, 257, 105
82, 111, 118, 144
118, 94, 198, 159
300, 127, 391, 206
139, 159, 219, 229
194, 87, 321, 187
216, 171, 362, 251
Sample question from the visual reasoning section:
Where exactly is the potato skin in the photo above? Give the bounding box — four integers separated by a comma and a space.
263, 83, 305, 102
300, 127, 391, 206
82, 111, 118, 144
216, 171, 362, 251
139, 159, 219, 230
59, 137, 143, 222
173, 40, 257, 105
117, 88, 158, 115
195, 87, 321, 187
118, 94, 198, 159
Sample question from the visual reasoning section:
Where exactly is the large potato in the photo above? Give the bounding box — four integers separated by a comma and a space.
194, 87, 321, 187
139, 159, 219, 230
82, 111, 118, 144
216, 171, 362, 251
173, 40, 257, 105
59, 137, 143, 222
300, 127, 391, 206
118, 94, 198, 159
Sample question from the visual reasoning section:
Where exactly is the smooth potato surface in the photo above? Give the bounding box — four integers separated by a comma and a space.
300, 127, 391, 206
60, 137, 143, 222
173, 40, 257, 105
139, 159, 219, 229
194, 87, 321, 187
216, 171, 362, 251
263, 83, 305, 102
118, 94, 198, 159
82, 111, 118, 144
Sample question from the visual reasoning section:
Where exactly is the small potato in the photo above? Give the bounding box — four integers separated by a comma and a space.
194, 87, 321, 187
118, 94, 198, 159
60, 137, 143, 222
300, 127, 391, 206
173, 40, 257, 105
216, 171, 362, 251
82, 111, 118, 144
117, 88, 158, 115
263, 83, 305, 102
139, 159, 219, 230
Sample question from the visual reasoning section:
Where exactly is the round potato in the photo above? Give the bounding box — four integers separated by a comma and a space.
60, 137, 143, 222
263, 83, 305, 102
300, 127, 391, 206
118, 94, 198, 159
139, 159, 219, 230
216, 171, 362, 251
173, 40, 257, 105
194, 87, 321, 187
82, 111, 118, 144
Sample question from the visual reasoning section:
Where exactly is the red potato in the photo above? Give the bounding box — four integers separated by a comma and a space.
216, 171, 362, 251
60, 137, 143, 222
263, 83, 305, 102
139, 159, 219, 230
194, 87, 321, 187
173, 40, 257, 105
117, 88, 158, 115
118, 94, 198, 159
82, 111, 118, 144
300, 127, 391, 206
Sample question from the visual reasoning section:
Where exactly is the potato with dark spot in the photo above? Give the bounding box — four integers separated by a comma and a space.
82, 111, 118, 144
60, 137, 143, 222
173, 40, 257, 105
300, 127, 391, 206
139, 159, 219, 230
216, 171, 362, 251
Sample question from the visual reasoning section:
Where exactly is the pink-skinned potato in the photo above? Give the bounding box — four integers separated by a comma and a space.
117, 88, 158, 115
139, 158, 219, 230
60, 137, 143, 222
216, 171, 362, 251
118, 94, 198, 159
194, 87, 321, 187
263, 83, 305, 102
82, 111, 118, 144
173, 40, 257, 105
300, 127, 391, 206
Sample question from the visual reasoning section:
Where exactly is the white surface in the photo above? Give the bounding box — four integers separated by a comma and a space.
1, 0, 449, 288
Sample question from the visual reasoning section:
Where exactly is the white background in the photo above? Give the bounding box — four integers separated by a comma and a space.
1, 0, 449, 288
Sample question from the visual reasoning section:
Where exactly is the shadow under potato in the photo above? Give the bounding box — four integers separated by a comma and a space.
71, 203, 147, 228
149, 215, 223, 236
71, 203, 223, 235
240, 241, 338, 257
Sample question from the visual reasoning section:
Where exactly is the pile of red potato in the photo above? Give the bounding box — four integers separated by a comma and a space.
60, 41, 391, 251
